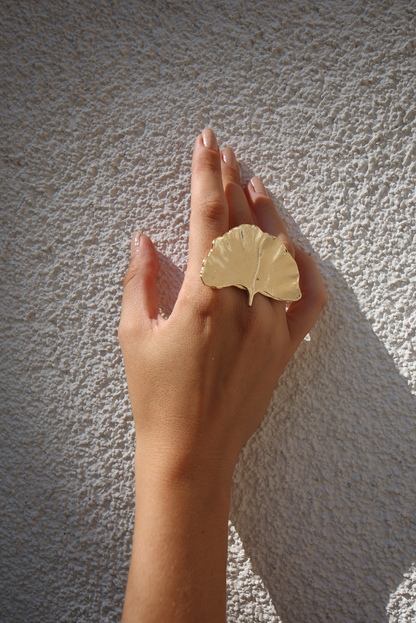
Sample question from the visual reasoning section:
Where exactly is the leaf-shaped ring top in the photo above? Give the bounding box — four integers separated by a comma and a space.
200, 224, 302, 306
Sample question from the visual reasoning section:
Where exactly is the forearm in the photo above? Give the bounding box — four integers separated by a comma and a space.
121, 452, 232, 623
118, 128, 327, 621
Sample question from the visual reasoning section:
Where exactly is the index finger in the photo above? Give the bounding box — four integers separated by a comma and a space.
188, 129, 229, 274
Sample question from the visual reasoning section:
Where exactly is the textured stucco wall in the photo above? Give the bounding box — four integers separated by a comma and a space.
1, 1, 416, 621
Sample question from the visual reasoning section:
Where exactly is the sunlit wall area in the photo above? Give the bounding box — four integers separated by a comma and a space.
1, 1, 416, 621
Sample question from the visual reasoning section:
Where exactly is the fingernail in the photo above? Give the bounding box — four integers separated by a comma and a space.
222, 146, 237, 168
202, 128, 218, 151
131, 231, 141, 258
250, 176, 268, 196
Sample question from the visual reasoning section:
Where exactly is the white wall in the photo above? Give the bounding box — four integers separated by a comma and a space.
2, 1, 416, 621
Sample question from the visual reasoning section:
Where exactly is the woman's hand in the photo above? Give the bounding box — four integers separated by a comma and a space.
118, 129, 327, 622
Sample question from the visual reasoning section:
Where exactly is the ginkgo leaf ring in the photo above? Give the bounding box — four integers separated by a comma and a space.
200, 224, 301, 306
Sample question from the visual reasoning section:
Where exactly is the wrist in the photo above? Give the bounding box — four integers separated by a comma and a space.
134, 436, 236, 502
124, 442, 231, 623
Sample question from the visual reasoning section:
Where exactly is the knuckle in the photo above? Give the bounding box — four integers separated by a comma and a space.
223, 168, 240, 186
186, 286, 229, 329
274, 232, 295, 258
195, 287, 223, 318
118, 319, 133, 345
284, 239, 296, 259
199, 196, 227, 225
123, 254, 158, 290
235, 302, 261, 335
118, 314, 146, 346
194, 150, 221, 175
123, 265, 136, 289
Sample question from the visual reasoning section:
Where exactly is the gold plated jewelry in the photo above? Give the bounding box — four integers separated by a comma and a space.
200, 224, 301, 306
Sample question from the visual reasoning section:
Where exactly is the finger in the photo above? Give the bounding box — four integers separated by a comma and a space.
245, 177, 295, 258
188, 128, 229, 274
286, 244, 327, 347
221, 147, 255, 229
118, 233, 161, 343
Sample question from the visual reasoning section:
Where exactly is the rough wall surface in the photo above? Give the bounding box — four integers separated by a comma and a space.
1, 0, 416, 621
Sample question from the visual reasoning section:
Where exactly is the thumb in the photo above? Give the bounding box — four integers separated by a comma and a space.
119, 232, 160, 342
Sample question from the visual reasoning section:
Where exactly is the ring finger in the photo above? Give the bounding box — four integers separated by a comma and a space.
221, 147, 255, 229
245, 177, 295, 258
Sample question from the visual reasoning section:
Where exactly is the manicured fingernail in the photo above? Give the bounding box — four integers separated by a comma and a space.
131, 231, 141, 258
250, 176, 268, 196
222, 147, 237, 168
202, 128, 218, 151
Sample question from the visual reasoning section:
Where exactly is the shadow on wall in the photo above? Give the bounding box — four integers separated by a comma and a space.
156, 248, 416, 622
229, 260, 416, 623
155, 187, 416, 622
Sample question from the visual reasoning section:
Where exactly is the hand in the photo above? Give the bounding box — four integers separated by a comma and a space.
119, 128, 326, 483
118, 129, 327, 622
